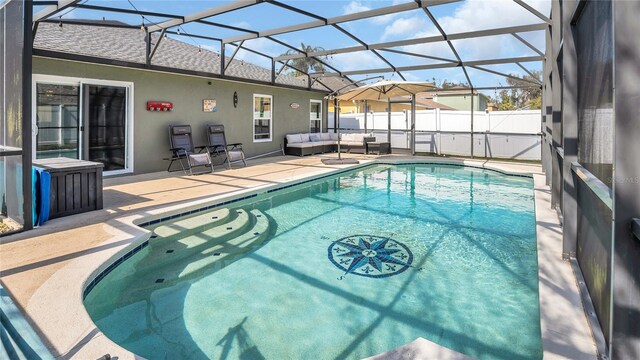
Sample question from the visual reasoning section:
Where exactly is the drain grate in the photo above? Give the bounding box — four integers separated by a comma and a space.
253, 232, 260, 236
226, 227, 233, 230
213, 253, 221, 256
155, 278, 165, 283
212, 216, 218, 220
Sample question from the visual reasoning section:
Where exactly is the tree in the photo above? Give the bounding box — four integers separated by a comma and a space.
492, 71, 542, 110
281, 43, 329, 76
430, 77, 468, 89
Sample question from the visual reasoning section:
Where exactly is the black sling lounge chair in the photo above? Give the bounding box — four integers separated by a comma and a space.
206, 124, 247, 169
167, 125, 213, 175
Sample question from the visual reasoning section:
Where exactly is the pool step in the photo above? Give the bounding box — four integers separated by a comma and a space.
127, 208, 271, 292
141, 209, 252, 268
177, 209, 271, 279
151, 208, 231, 240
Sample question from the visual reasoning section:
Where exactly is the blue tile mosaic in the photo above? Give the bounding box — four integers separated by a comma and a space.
328, 235, 413, 279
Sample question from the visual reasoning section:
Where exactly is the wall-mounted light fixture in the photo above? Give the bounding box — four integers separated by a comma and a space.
233, 92, 238, 108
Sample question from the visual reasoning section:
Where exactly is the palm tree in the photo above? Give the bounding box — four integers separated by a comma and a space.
281, 42, 328, 76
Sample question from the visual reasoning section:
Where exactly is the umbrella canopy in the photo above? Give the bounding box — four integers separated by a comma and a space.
335, 80, 436, 101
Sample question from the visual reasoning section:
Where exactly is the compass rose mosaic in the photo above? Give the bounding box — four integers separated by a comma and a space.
328, 235, 413, 278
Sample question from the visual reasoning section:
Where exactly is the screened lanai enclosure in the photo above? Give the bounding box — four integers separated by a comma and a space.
28, 1, 548, 160
1, 0, 639, 359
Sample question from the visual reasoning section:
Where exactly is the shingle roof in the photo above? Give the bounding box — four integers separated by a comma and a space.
307, 76, 361, 94
34, 22, 327, 91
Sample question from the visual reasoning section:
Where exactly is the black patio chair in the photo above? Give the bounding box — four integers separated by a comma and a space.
166, 125, 213, 175
206, 124, 247, 169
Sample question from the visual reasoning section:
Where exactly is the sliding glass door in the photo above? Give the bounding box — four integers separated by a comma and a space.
33, 76, 132, 174
35, 83, 80, 159
84, 84, 127, 171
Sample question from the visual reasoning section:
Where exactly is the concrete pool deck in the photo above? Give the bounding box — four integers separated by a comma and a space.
0, 154, 598, 359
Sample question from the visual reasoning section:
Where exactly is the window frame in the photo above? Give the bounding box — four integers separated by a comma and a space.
310, 99, 322, 133
252, 93, 273, 143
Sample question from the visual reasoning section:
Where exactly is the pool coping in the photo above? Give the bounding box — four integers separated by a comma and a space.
22, 157, 598, 359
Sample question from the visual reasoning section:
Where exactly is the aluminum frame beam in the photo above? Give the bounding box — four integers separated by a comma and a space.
74, 3, 182, 19
330, 55, 543, 76
224, 41, 245, 72
224, 0, 463, 43
513, 0, 551, 24
516, 62, 542, 83
40, 18, 139, 29
33, 0, 81, 22
331, 24, 406, 81
511, 32, 545, 57
275, 23, 547, 61
266, 36, 353, 83
419, 5, 472, 87
377, 48, 457, 64
147, 0, 261, 32
468, 65, 541, 85
224, 41, 331, 92
148, 29, 166, 62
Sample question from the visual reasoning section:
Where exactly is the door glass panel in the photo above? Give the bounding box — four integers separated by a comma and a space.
86, 85, 126, 171
36, 83, 80, 159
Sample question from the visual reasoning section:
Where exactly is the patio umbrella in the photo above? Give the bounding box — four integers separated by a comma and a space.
324, 80, 436, 164
335, 80, 436, 102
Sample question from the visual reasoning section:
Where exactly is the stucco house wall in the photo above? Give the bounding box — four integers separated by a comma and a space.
433, 93, 488, 111
32, 57, 326, 175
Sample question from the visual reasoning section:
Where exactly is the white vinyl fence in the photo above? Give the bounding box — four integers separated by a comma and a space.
328, 109, 542, 161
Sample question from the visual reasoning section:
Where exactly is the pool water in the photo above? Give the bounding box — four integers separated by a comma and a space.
85, 164, 542, 360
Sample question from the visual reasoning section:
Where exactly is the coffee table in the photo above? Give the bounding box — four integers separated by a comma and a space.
366, 142, 391, 155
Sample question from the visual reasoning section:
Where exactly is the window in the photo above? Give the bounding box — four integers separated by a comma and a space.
310, 100, 322, 133
253, 94, 272, 142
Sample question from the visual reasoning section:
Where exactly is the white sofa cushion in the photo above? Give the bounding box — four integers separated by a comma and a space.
330, 132, 339, 141
309, 133, 321, 142
351, 134, 366, 143
320, 132, 332, 141
300, 133, 311, 142
286, 142, 316, 148
341, 133, 355, 142
286, 134, 302, 144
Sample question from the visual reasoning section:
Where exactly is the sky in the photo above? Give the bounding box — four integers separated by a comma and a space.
38, 0, 551, 93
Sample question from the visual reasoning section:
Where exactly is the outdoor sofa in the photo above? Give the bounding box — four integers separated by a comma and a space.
284, 132, 375, 156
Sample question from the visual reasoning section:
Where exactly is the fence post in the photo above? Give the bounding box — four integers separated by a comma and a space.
470, 88, 474, 158
436, 108, 441, 155
387, 98, 391, 143
486, 110, 490, 158
411, 95, 416, 155
364, 100, 368, 134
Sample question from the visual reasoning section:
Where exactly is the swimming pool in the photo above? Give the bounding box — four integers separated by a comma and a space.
84, 163, 541, 360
